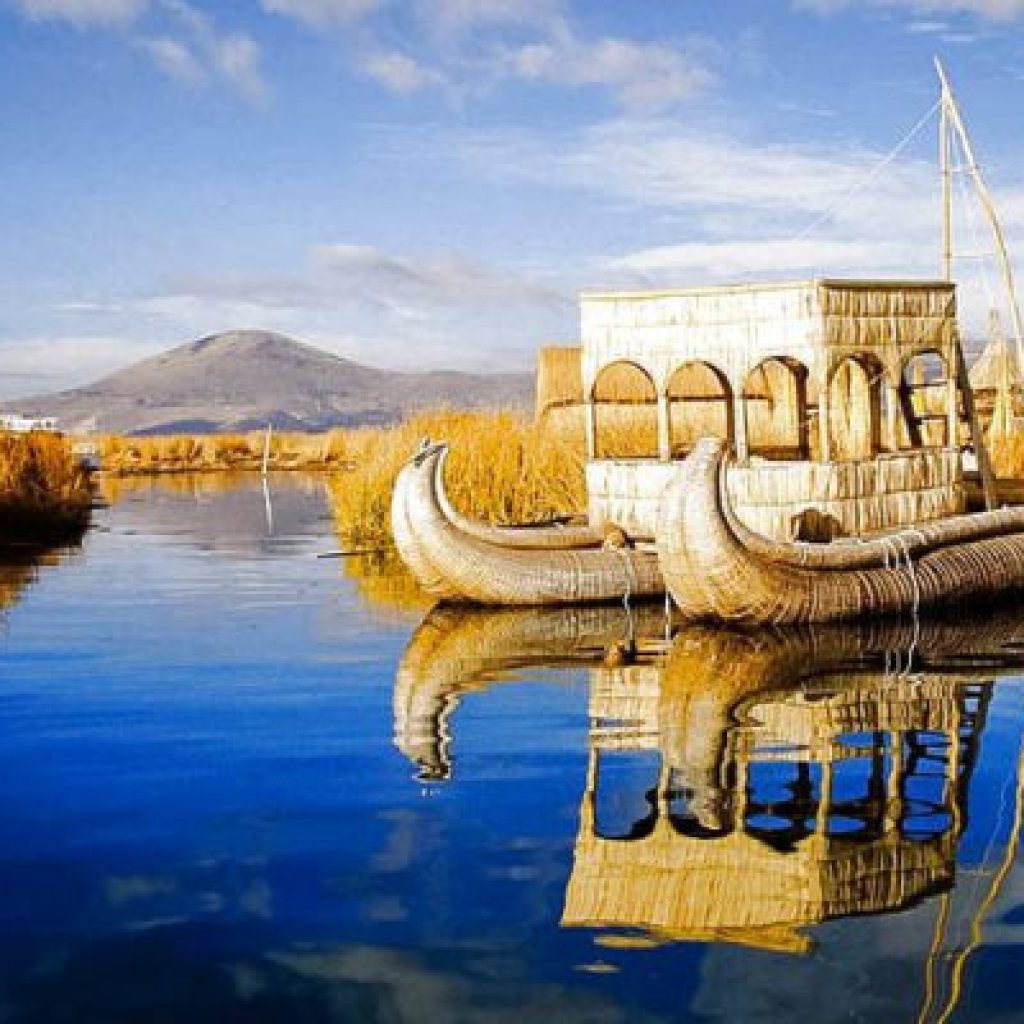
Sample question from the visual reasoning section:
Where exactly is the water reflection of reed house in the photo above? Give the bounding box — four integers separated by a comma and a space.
563, 626, 993, 954
393, 607, 1021, 953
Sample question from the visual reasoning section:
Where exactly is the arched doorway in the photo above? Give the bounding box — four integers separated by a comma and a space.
898, 350, 952, 449
828, 355, 884, 460
591, 361, 659, 459
667, 361, 733, 458
741, 358, 810, 460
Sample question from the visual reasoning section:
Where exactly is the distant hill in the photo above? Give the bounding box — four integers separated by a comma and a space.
5, 330, 534, 434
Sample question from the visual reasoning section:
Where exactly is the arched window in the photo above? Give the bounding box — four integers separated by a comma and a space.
591, 361, 658, 459
898, 350, 951, 450
667, 361, 733, 459
828, 354, 884, 460
741, 358, 810, 461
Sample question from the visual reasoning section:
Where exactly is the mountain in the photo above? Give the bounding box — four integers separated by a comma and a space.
6, 331, 535, 434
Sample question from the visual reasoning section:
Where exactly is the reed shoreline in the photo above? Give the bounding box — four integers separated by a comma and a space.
0, 431, 93, 546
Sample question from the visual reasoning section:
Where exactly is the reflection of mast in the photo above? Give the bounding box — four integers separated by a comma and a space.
916, 735, 1024, 1024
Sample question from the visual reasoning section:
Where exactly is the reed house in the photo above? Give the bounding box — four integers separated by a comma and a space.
580, 278, 968, 540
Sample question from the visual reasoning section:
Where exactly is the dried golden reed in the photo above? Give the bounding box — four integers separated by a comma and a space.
328, 408, 587, 550
101, 430, 349, 475
0, 431, 92, 543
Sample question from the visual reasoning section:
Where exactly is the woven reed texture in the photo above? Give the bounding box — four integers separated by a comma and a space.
393, 443, 665, 605
726, 449, 965, 540
390, 451, 462, 601
580, 279, 957, 403
657, 437, 1024, 624
587, 449, 964, 543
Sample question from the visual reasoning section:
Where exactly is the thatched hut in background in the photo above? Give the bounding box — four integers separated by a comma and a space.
969, 313, 1022, 441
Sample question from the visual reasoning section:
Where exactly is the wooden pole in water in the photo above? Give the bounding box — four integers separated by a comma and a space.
934, 56, 999, 510
261, 421, 273, 477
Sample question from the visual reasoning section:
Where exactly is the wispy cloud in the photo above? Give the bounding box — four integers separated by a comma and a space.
94, 242, 576, 373
450, 114, 1024, 337
8, 0, 267, 101
10, 0, 146, 26
498, 27, 714, 109
258, 0, 385, 28
0, 335, 164, 398
359, 50, 449, 94
262, 0, 717, 107
138, 1, 267, 100
795, 0, 1024, 21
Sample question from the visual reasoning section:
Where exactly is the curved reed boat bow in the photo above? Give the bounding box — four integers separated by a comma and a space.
392, 442, 664, 605
434, 446, 605, 550
657, 437, 1024, 625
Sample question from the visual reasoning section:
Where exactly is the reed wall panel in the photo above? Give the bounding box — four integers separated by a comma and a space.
587, 450, 963, 541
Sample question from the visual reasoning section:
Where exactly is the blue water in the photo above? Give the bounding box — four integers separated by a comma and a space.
2, 474, 1024, 1022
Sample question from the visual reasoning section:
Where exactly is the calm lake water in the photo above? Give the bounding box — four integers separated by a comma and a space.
5, 473, 1024, 1022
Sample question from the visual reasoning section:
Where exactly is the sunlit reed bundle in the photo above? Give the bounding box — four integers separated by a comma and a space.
0, 431, 92, 543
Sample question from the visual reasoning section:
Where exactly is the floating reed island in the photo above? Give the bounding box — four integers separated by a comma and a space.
0, 431, 92, 546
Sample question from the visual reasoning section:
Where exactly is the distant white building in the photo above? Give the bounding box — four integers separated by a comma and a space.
0, 413, 58, 433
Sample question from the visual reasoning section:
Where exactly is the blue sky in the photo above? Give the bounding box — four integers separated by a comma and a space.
3, 0, 1024, 396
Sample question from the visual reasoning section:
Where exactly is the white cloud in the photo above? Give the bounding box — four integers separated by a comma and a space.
138, 34, 203, 83
256, 0, 715, 108
0, 335, 164, 398
138, 0, 267, 101
359, 51, 448, 94
795, 0, 1024, 19
11, 0, 146, 25
94, 242, 576, 373
421, 0, 563, 35
258, 0, 383, 28
503, 28, 714, 109
453, 115, 1024, 340
9, 0, 266, 100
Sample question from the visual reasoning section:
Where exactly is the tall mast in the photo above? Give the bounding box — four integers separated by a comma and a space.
939, 85, 953, 281
935, 56, 1024, 378
934, 57, 1000, 510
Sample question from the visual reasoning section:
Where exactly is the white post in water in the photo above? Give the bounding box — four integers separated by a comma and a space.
261, 422, 273, 477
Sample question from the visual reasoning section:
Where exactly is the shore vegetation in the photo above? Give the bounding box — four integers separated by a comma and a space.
0, 431, 92, 544
100, 430, 350, 475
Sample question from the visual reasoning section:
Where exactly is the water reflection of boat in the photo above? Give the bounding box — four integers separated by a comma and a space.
394, 603, 666, 780
393, 602, 1024, 954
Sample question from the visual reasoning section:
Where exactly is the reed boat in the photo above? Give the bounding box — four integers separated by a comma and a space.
391, 442, 664, 605
657, 437, 1024, 625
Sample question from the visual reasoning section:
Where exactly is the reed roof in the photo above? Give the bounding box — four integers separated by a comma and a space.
970, 336, 1021, 392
